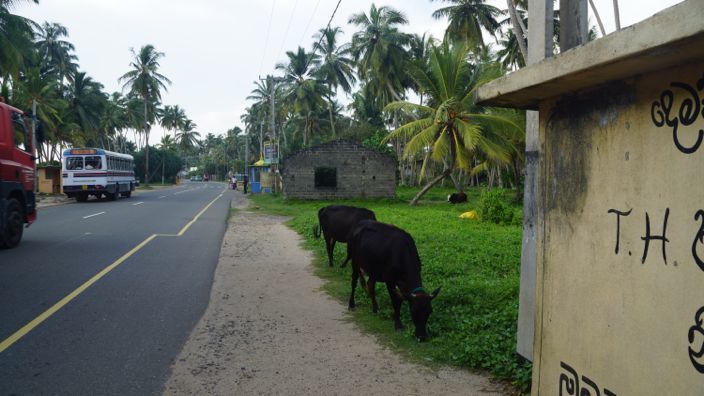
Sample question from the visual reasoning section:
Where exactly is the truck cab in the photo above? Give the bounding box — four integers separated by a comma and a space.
0, 101, 36, 248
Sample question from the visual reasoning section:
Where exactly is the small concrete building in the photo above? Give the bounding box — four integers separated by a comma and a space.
281, 140, 396, 200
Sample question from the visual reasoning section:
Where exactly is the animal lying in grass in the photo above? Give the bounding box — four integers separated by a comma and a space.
448, 192, 467, 203
347, 219, 440, 341
313, 205, 376, 267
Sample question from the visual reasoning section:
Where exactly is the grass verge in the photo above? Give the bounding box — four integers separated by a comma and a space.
248, 186, 531, 392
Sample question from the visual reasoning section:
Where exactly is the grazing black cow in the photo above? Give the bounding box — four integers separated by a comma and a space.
313, 205, 376, 267
448, 192, 467, 204
347, 220, 440, 341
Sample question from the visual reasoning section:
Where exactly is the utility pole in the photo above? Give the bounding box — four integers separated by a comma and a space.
268, 75, 278, 194
244, 131, 249, 176
31, 99, 38, 193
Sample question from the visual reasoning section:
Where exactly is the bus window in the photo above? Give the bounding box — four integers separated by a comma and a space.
67, 157, 84, 170
85, 156, 102, 170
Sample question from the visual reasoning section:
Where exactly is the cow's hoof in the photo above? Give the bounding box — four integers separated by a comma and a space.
395, 324, 405, 331
348, 304, 356, 311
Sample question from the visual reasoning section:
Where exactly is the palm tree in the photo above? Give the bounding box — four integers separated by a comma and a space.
66, 71, 108, 147
119, 44, 171, 185
348, 4, 410, 105
0, 0, 37, 81
383, 40, 520, 205
159, 134, 177, 151
159, 104, 186, 132
12, 67, 66, 161
175, 119, 200, 154
276, 46, 327, 146
431, 0, 502, 49
312, 26, 356, 138
35, 22, 78, 83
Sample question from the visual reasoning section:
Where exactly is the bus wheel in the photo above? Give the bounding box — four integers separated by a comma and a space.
76, 193, 88, 202
1, 198, 24, 249
108, 191, 118, 201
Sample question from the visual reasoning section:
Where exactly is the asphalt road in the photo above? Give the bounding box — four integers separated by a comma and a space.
0, 182, 232, 395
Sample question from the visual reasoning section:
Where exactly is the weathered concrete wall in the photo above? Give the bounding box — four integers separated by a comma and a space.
533, 62, 704, 395
282, 140, 396, 200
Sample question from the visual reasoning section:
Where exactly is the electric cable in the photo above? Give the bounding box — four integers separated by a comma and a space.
258, 0, 278, 76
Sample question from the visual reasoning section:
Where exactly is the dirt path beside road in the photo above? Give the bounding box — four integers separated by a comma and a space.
163, 192, 508, 395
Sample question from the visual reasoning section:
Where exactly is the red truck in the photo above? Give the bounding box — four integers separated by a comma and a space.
0, 101, 36, 248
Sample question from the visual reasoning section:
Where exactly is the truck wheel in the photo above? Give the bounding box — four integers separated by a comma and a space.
1, 198, 24, 249
76, 193, 88, 202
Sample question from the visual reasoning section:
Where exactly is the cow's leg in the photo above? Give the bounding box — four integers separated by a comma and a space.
340, 253, 351, 268
325, 235, 335, 267
386, 283, 405, 331
348, 266, 359, 310
368, 276, 379, 313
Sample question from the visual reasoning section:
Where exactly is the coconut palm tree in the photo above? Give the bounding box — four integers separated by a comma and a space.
34, 22, 78, 83
383, 40, 520, 205
175, 119, 200, 154
0, 0, 37, 81
276, 46, 327, 146
159, 104, 186, 132
312, 26, 356, 138
430, 0, 503, 49
66, 71, 108, 147
119, 44, 171, 185
348, 4, 410, 105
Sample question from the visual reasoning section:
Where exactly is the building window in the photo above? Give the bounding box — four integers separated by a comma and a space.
314, 167, 337, 189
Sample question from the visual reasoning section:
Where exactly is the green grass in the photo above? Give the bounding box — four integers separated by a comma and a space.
248, 186, 531, 392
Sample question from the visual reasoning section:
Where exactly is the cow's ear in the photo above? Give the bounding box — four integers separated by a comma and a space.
431, 287, 441, 299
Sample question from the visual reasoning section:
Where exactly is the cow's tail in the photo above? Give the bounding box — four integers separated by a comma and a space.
313, 223, 321, 238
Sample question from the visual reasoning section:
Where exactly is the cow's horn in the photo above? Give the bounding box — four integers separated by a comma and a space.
431, 286, 442, 299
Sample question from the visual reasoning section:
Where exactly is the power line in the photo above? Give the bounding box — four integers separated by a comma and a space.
303, 0, 342, 73
298, 0, 322, 48
277, 0, 300, 58
258, 0, 278, 76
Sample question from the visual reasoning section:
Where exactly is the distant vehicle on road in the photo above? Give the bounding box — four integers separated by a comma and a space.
0, 101, 37, 248
62, 148, 136, 202
190, 175, 202, 182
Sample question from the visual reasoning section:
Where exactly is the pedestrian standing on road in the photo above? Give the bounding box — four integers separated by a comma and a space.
231, 176, 237, 190
243, 175, 249, 194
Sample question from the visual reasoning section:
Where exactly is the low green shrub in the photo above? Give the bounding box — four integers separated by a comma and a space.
478, 188, 514, 224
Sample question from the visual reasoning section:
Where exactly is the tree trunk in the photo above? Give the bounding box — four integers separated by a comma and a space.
144, 98, 150, 185
612, 0, 621, 30
328, 99, 336, 138
410, 167, 453, 206
588, 0, 607, 36
507, 0, 528, 61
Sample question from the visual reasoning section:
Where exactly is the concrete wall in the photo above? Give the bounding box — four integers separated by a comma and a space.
533, 62, 704, 395
282, 140, 396, 200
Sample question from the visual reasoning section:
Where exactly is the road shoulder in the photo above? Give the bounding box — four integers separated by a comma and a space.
163, 191, 507, 395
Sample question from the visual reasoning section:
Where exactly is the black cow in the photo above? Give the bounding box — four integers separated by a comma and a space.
448, 192, 467, 204
347, 220, 440, 341
313, 205, 376, 267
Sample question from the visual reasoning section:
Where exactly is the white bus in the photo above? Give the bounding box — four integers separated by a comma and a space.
62, 148, 136, 202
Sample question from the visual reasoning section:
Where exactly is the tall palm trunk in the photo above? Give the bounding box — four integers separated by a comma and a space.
328, 99, 336, 138
143, 97, 150, 185
506, 0, 528, 61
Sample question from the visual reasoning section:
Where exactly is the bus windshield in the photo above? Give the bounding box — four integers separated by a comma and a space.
67, 157, 83, 170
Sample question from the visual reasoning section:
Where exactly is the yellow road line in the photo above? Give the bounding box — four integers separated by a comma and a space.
0, 191, 225, 354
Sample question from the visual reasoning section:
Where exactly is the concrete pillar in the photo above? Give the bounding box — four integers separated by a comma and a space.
559, 0, 588, 51
517, 0, 554, 361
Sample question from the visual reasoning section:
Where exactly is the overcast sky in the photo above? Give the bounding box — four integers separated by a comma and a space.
14, 0, 683, 144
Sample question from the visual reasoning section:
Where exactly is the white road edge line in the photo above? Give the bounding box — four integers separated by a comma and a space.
159, 195, 166, 199
132, 202, 144, 206
83, 212, 105, 219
